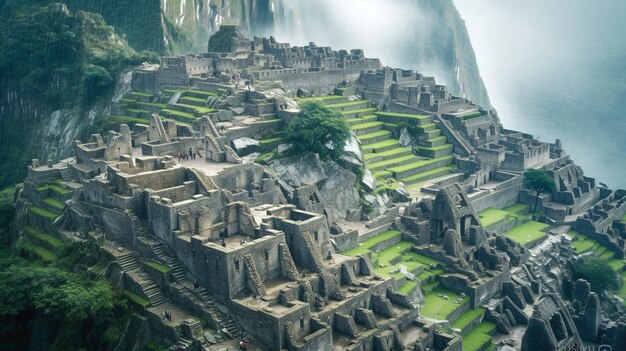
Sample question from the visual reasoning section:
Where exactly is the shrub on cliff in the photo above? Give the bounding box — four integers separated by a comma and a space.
285, 102, 350, 162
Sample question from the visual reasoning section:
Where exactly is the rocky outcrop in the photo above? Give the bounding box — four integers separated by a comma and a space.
268, 153, 360, 221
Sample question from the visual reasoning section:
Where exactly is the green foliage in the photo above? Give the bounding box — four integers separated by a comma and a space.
0, 258, 128, 350
572, 257, 619, 293
81, 65, 114, 103
523, 168, 556, 212
286, 102, 350, 162
0, 4, 159, 189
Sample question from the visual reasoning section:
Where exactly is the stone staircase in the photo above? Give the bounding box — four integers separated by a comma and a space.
151, 241, 187, 283
138, 277, 168, 306
117, 253, 141, 272
134, 228, 245, 340
244, 254, 266, 296
117, 252, 168, 306
59, 167, 75, 181
175, 330, 193, 350
197, 289, 242, 338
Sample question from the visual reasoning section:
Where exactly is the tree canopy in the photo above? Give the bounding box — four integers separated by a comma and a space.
0, 260, 127, 350
572, 257, 619, 293
286, 102, 350, 162
523, 168, 556, 212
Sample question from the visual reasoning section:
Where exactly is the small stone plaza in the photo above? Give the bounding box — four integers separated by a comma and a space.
18, 26, 626, 350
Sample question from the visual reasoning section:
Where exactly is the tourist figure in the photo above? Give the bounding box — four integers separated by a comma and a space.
239, 339, 248, 351
220, 238, 226, 247
177, 152, 181, 162
189, 147, 193, 160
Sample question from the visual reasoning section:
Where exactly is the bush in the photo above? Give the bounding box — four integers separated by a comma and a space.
572, 257, 619, 293
286, 102, 350, 162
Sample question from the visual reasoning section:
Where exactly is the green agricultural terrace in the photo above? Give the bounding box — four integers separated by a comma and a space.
420, 288, 469, 320
478, 203, 529, 227
503, 221, 549, 246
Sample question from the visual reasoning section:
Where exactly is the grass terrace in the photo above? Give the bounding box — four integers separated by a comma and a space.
137, 101, 167, 109
401, 166, 456, 184
420, 288, 469, 320
22, 240, 57, 261
124, 290, 151, 308
24, 225, 63, 249
146, 260, 171, 273
174, 103, 215, 114
29, 205, 58, 219
478, 203, 530, 227
258, 137, 284, 145
324, 100, 367, 108
451, 307, 485, 330
162, 109, 197, 121
375, 111, 430, 120
462, 321, 496, 351
36, 184, 71, 196
128, 91, 153, 98
43, 197, 65, 211
341, 230, 402, 257
568, 231, 626, 272
296, 95, 344, 103
186, 89, 218, 96
461, 112, 482, 121
180, 96, 207, 103
398, 281, 418, 295
346, 115, 377, 125
503, 221, 549, 246
360, 139, 400, 152
387, 155, 454, 173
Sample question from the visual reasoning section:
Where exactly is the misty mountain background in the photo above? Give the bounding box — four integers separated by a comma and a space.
455, 0, 626, 189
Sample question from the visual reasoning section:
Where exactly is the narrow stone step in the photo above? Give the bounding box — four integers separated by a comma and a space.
346, 115, 378, 126
360, 139, 401, 153
357, 130, 393, 145
363, 147, 413, 163
417, 143, 454, 158
350, 121, 384, 135
367, 154, 420, 172
421, 135, 448, 148
399, 165, 456, 185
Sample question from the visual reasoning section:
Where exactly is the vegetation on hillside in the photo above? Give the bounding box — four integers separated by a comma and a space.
0, 3, 158, 188
285, 102, 350, 162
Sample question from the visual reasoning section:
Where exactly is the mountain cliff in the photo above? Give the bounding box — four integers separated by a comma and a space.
0, 0, 489, 188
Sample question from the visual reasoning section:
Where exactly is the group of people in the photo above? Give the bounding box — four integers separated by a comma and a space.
163, 310, 172, 321
177, 147, 201, 162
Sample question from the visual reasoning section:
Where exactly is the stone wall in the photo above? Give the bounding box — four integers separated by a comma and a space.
469, 175, 523, 213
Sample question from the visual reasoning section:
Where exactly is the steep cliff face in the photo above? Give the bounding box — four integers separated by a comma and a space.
0, 3, 149, 187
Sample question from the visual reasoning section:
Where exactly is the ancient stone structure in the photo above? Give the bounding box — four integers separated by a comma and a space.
18, 25, 626, 351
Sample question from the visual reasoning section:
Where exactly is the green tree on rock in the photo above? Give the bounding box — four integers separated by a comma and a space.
572, 257, 619, 293
524, 168, 556, 213
286, 102, 350, 162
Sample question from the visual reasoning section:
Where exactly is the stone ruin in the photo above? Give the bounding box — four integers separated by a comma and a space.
17, 25, 626, 351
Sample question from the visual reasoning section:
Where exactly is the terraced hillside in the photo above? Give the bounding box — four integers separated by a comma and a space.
305, 91, 456, 192
115, 87, 227, 126
341, 228, 498, 351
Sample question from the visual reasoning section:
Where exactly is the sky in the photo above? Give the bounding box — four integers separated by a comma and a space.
454, 0, 626, 188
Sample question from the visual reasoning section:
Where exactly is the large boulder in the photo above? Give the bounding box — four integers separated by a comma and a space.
268, 153, 360, 221
231, 137, 259, 156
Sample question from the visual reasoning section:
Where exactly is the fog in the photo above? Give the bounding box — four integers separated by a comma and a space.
261, 0, 483, 104
455, 1, 626, 188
